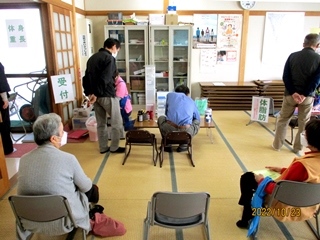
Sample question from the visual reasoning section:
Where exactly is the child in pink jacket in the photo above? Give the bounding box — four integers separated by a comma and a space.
114, 70, 134, 130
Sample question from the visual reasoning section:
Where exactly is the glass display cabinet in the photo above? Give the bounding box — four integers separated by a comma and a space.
149, 25, 192, 92
104, 25, 148, 105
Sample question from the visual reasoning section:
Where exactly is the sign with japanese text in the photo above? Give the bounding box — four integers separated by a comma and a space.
6, 19, 27, 47
79, 34, 88, 57
50, 74, 74, 104
250, 96, 270, 123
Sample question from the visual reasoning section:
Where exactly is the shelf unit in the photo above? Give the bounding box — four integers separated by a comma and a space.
149, 25, 192, 92
104, 25, 148, 106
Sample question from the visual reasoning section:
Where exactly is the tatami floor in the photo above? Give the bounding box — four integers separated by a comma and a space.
1, 111, 318, 240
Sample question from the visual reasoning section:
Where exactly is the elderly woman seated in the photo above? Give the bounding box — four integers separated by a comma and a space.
237, 119, 320, 229
17, 113, 99, 239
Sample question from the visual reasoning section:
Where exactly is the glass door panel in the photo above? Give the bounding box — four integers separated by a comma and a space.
173, 29, 189, 89
105, 27, 126, 80
152, 28, 169, 91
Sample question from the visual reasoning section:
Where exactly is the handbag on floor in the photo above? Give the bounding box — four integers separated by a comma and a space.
90, 212, 126, 237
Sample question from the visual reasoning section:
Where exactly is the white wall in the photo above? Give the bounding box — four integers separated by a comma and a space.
83, 1, 320, 98
84, 0, 163, 11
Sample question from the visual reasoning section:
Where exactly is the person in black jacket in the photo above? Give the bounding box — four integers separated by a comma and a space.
273, 33, 320, 153
0, 62, 14, 155
82, 38, 125, 154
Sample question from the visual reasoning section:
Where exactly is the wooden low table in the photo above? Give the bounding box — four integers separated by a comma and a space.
134, 118, 215, 143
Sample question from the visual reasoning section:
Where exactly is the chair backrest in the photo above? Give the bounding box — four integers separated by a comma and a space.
151, 191, 210, 226
164, 131, 192, 145
8, 195, 77, 230
126, 130, 154, 143
269, 180, 320, 207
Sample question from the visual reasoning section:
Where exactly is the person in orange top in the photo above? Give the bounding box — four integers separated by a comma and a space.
237, 119, 320, 228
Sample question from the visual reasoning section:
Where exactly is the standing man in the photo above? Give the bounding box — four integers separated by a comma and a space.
0, 62, 14, 155
83, 38, 125, 154
157, 85, 200, 152
273, 33, 320, 153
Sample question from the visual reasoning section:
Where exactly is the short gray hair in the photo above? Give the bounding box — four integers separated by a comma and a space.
33, 113, 61, 145
303, 33, 320, 47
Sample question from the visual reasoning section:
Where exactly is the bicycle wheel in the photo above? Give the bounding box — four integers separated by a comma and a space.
19, 104, 36, 123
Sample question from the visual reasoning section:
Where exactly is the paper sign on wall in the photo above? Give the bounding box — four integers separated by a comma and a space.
51, 74, 75, 103
6, 19, 27, 47
250, 96, 270, 123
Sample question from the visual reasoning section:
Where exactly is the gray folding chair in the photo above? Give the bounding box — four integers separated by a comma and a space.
252, 180, 320, 240
8, 195, 86, 240
143, 191, 211, 240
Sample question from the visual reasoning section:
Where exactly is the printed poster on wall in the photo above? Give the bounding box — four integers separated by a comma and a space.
193, 14, 218, 49
216, 14, 242, 49
6, 19, 27, 47
51, 74, 75, 104
200, 48, 217, 73
217, 49, 237, 64
250, 96, 270, 123
262, 12, 304, 66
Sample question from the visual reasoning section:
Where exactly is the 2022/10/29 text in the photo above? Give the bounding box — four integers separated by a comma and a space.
252, 207, 301, 217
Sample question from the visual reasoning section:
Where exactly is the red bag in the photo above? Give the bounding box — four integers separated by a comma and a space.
90, 212, 126, 237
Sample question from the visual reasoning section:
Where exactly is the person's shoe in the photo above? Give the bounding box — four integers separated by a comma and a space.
177, 146, 188, 152
4, 148, 17, 155
236, 220, 249, 229
100, 147, 110, 154
110, 147, 125, 153
271, 144, 280, 151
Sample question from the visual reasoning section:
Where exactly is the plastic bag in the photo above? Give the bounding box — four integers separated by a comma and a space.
195, 97, 208, 115
85, 116, 97, 132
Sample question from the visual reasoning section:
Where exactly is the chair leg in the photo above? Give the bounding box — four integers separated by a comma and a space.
152, 138, 158, 166
143, 201, 152, 240
188, 144, 195, 167
306, 218, 320, 240
82, 229, 87, 240
159, 140, 164, 168
122, 143, 132, 165
204, 222, 211, 240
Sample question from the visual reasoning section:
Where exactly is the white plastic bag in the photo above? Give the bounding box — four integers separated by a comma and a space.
85, 116, 97, 133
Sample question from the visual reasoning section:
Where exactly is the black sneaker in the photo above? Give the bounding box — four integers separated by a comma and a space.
110, 147, 125, 153
236, 220, 249, 229
100, 147, 110, 154
177, 147, 188, 152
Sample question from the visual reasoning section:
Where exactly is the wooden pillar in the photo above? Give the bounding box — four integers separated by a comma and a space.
0, 134, 10, 197
238, 10, 250, 85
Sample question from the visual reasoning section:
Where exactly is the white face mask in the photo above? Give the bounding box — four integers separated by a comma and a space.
112, 51, 118, 58
59, 131, 68, 147
300, 132, 308, 147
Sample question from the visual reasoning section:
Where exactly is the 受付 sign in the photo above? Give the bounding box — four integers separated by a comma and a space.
50, 74, 75, 104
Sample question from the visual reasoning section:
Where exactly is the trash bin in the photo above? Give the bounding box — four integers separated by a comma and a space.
85, 116, 98, 141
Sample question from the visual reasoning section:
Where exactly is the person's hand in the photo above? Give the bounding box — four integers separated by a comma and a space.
254, 174, 264, 183
88, 94, 97, 104
2, 100, 9, 109
265, 166, 282, 173
292, 93, 305, 104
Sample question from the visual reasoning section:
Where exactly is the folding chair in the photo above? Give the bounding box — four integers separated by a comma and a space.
8, 195, 86, 240
143, 191, 211, 240
159, 131, 194, 167
122, 130, 158, 166
252, 180, 320, 240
